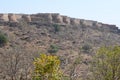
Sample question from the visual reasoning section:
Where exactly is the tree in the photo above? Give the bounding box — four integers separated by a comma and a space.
33, 54, 62, 80
0, 47, 33, 80
53, 24, 60, 33
90, 46, 120, 80
0, 33, 8, 47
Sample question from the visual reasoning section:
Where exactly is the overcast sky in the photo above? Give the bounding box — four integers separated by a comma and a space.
0, 0, 120, 28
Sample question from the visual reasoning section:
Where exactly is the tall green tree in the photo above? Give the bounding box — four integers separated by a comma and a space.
90, 46, 120, 80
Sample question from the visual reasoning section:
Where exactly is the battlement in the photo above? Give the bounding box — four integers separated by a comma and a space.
0, 13, 118, 30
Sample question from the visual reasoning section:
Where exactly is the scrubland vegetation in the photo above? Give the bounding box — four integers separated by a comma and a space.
0, 29, 120, 80
0, 13, 120, 80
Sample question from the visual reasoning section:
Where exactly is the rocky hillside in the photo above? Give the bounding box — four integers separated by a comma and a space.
0, 13, 120, 80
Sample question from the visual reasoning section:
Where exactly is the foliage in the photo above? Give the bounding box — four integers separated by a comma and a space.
81, 44, 92, 53
33, 54, 62, 80
53, 24, 60, 33
90, 46, 120, 80
48, 44, 59, 54
0, 33, 8, 46
62, 76, 70, 80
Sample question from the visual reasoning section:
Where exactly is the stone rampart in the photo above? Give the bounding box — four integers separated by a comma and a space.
0, 13, 118, 32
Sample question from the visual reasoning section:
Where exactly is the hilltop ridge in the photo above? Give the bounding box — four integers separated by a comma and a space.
0, 13, 120, 80
0, 13, 120, 34
0, 13, 119, 28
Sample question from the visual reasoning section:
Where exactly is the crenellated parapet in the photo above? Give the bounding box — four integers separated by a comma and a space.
81, 20, 94, 26
0, 13, 102, 26
70, 18, 80, 25
31, 13, 52, 23
95, 22, 103, 27
0, 13, 119, 32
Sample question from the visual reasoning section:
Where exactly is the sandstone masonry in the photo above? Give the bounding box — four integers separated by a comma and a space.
0, 13, 118, 31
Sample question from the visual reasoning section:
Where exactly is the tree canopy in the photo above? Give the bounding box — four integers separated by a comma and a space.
33, 54, 62, 80
90, 46, 120, 80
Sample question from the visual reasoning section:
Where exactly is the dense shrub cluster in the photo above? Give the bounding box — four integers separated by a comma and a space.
89, 46, 120, 80
33, 54, 62, 80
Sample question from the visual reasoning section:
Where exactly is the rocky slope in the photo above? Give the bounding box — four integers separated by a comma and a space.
0, 13, 120, 80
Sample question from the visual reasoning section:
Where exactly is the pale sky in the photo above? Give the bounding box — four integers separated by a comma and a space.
0, 0, 120, 28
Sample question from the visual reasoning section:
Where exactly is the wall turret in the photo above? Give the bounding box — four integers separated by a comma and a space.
0, 14, 9, 21
0, 13, 119, 33
52, 13, 63, 23
22, 15, 31, 22
8, 14, 17, 22
62, 16, 70, 24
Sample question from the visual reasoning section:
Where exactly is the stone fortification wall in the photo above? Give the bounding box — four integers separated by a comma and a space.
0, 13, 108, 26
70, 18, 80, 25
22, 15, 31, 22
0, 13, 118, 32
8, 14, 18, 22
0, 14, 9, 21
30, 13, 52, 23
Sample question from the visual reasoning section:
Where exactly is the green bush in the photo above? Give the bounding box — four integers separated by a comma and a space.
53, 24, 60, 33
62, 76, 70, 80
0, 33, 8, 46
81, 44, 92, 53
89, 46, 120, 80
48, 44, 59, 54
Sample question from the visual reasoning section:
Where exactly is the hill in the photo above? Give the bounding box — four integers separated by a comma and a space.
0, 13, 120, 80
